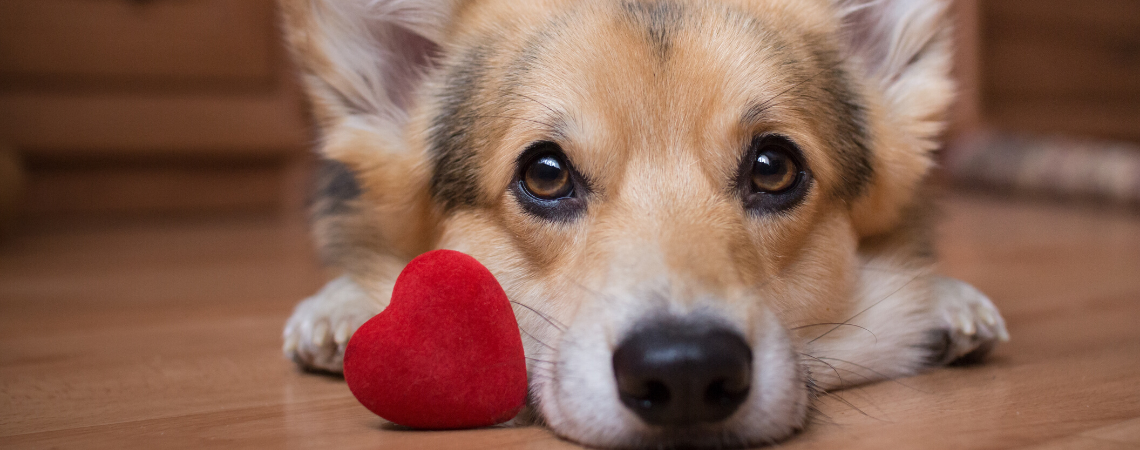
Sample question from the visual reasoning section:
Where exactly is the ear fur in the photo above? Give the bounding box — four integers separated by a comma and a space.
834, 0, 956, 237
279, 0, 456, 282
280, 0, 455, 128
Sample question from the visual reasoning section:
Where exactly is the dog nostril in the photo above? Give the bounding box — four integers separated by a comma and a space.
613, 321, 752, 427
625, 379, 670, 410
705, 377, 749, 406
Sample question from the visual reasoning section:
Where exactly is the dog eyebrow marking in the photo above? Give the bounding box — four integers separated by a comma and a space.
429, 43, 495, 211
740, 49, 874, 201
814, 48, 874, 201
318, 159, 361, 200
430, 14, 578, 212
310, 159, 370, 269
620, 1, 687, 61
313, 159, 361, 216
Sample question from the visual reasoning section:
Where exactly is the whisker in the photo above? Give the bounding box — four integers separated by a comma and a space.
806, 405, 838, 427
524, 356, 557, 365
527, 371, 554, 382
803, 376, 841, 428
815, 356, 929, 394
813, 390, 886, 423
799, 352, 845, 386
806, 272, 921, 345
792, 322, 878, 343
822, 364, 881, 386
518, 325, 557, 352
511, 300, 566, 332
557, 275, 609, 303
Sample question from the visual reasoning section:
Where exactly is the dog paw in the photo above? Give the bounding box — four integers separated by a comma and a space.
283, 276, 383, 373
929, 277, 1009, 366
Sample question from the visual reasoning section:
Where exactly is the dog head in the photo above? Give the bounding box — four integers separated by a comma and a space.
282, 0, 954, 446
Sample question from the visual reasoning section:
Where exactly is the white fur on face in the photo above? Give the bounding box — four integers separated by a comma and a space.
509, 264, 810, 448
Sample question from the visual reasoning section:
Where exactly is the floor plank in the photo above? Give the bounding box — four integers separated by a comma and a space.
2, 194, 1138, 449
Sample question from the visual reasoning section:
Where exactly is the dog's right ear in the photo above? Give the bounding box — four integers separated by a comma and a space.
280, 0, 456, 266
280, 0, 456, 161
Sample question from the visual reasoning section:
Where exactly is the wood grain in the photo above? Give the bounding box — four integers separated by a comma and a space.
1, 193, 1138, 449
983, 0, 1140, 100
976, 0, 1140, 142
984, 97, 1140, 144
0, 0, 277, 86
0, 89, 310, 157
20, 158, 289, 218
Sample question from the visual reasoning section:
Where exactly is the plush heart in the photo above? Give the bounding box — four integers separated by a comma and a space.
343, 249, 527, 429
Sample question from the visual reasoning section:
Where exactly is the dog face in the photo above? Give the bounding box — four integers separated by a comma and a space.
283, 0, 953, 446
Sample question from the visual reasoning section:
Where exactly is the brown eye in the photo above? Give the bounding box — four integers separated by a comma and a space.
751, 146, 798, 193
524, 153, 573, 199
739, 135, 811, 213
513, 142, 588, 221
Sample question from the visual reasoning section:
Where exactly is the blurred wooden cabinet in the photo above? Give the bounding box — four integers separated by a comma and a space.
0, 0, 275, 85
0, 0, 312, 218
954, 0, 1140, 143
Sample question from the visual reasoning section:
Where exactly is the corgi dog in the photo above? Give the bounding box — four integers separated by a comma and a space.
279, 0, 1008, 447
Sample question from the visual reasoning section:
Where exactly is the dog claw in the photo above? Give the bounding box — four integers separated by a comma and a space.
312, 321, 329, 347
334, 322, 352, 346
283, 276, 383, 373
283, 334, 299, 355
933, 276, 1008, 365
958, 311, 976, 336
978, 307, 997, 327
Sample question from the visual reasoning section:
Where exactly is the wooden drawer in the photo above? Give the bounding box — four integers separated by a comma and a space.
0, 0, 309, 157
978, 0, 1140, 142
982, 0, 1140, 101
0, 0, 277, 86
0, 90, 311, 156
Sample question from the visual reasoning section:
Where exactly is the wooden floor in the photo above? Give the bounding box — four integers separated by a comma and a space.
2, 193, 1139, 449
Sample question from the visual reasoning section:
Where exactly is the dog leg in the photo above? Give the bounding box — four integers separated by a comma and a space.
928, 276, 1009, 366
283, 276, 386, 373
802, 267, 1010, 391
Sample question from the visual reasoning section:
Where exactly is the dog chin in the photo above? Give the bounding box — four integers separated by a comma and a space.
533, 310, 809, 448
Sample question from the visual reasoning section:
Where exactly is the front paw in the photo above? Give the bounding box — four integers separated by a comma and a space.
283, 276, 382, 373
929, 277, 1010, 366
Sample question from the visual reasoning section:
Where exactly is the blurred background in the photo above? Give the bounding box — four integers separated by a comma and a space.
0, 0, 1137, 231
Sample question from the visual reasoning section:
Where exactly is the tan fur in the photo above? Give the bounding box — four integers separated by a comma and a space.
280, 0, 1007, 447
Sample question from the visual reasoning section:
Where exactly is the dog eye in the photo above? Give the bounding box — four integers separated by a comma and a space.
751, 146, 797, 193
524, 153, 573, 199
512, 142, 588, 221
740, 135, 810, 213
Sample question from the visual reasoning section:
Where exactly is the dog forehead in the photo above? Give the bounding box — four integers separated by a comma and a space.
505, 2, 824, 121
543, 7, 809, 151
430, 0, 870, 209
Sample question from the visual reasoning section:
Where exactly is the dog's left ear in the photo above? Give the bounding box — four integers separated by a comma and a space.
833, 0, 955, 237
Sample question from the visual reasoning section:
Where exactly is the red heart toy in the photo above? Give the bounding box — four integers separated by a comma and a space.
343, 249, 527, 429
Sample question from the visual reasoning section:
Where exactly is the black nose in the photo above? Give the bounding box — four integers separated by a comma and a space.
612, 322, 752, 426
